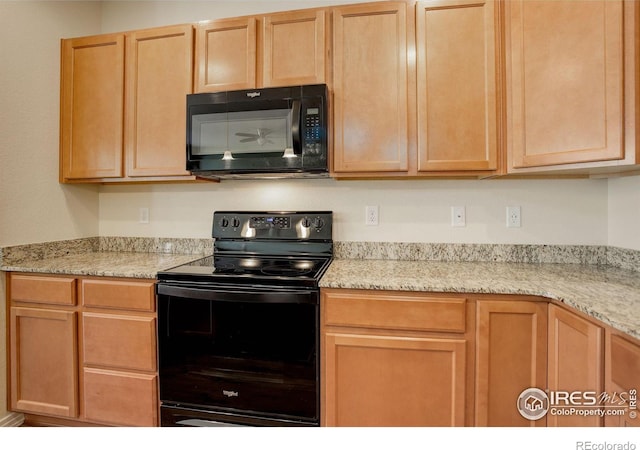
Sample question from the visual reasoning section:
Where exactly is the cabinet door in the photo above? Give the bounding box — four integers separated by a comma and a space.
60, 33, 125, 180
324, 332, 466, 426
262, 10, 328, 88
83, 368, 158, 426
10, 307, 78, 418
548, 304, 603, 427
507, 0, 624, 168
195, 17, 257, 92
475, 300, 547, 426
605, 332, 640, 427
416, 0, 499, 172
125, 25, 193, 177
332, 2, 410, 173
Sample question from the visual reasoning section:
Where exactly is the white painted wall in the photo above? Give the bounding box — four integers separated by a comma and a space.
0, 2, 101, 248
608, 175, 640, 251
99, 178, 609, 245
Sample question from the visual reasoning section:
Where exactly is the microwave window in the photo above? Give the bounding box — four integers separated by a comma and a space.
192, 109, 292, 156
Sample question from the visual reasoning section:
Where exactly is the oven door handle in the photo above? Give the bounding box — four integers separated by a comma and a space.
156, 283, 318, 304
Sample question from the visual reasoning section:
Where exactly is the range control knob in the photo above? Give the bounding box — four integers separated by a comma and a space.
220, 217, 229, 228
313, 218, 325, 229
231, 217, 241, 228
301, 217, 312, 228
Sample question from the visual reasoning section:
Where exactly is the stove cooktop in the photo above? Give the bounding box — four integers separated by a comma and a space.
157, 254, 332, 288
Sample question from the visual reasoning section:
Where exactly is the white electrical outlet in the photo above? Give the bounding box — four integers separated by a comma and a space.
365, 205, 379, 226
506, 206, 521, 228
139, 207, 150, 224
451, 206, 466, 227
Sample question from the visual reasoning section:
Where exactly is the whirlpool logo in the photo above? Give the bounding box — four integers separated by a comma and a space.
223, 390, 239, 398
246, 92, 261, 98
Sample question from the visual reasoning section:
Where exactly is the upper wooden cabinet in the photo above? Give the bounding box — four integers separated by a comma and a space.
195, 17, 257, 92
60, 33, 125, 180
125, 25, 193, 177
60, 24, 195, 183
506, 0, 626, 170
332, 2, 411, 174
195, 9, 329, 93
416, 0, 500, 173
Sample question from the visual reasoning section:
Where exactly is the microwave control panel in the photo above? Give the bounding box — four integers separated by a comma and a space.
302, 102, 325, 156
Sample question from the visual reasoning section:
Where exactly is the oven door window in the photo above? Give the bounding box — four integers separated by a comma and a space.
158, 293, 318, 422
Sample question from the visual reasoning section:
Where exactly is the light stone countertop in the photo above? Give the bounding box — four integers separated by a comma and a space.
1, 251, 205, 279
319, 259, 640, 341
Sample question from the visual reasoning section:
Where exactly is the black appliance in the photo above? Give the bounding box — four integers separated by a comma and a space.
156, 211, 333, 427
186, 84, 329, 180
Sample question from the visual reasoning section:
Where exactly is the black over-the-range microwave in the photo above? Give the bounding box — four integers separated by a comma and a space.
186, 84, 329, 180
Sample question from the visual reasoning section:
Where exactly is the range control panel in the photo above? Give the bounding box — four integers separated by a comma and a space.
213, 211, 332, 240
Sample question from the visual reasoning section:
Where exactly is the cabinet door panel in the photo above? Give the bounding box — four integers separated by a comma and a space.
475, 300, 547, 426
332, 2, 409, 173
60, 34, 124, 180
262, 10, 327, 87
10, 274, 76, 306
416, 0, 498, 172
507, 0, 624, 168
82, 312, 157, 372
125, 25, 193, 177
548, 305, 603, 427
324, 333, 466, 426
195, 17, 257, 92
83, 368, 158, 426
10, 307, 78, 418
81, 278, 155, 312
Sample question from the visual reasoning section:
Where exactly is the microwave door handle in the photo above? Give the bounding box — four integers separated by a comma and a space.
291, 99, 302, 154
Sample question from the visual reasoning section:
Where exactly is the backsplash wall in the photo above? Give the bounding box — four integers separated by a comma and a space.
98, 178, 609, 246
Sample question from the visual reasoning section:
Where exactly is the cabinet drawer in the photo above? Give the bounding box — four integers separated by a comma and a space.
610, 334, 640, 392
83, 368, 158, 426
82, 312, 156, 371
10, 274, 76, 306
324, 291, 466, 333
81, 279, 155, 311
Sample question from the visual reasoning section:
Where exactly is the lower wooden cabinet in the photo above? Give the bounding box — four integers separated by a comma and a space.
547, 304, 604, 427
472, 299, 548, 426
7, 272, 158, 426
9, 306, 78, 418
321, 289, 473, 426
605, 332, 640, 427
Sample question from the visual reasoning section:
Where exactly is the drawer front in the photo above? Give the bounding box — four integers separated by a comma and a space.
10, 274, 76, 306
83, 368, 158, 427
323, 290, 466, 333
610, 334, 640, 392
82, 312, 156, 371
81, 279, 155, 311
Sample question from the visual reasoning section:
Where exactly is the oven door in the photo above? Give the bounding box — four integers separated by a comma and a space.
156, 282, 319, 427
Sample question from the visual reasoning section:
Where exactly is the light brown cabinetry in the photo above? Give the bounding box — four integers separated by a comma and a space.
195, 9, 328, 93
547, 304, 604, 427
605, 331, 640, 427
10, 306, 78, 418
416, 0, 500, 173
321, 289, 473, 426
475, 299, 548, 426
7, 273, 158, 426
332, 2, 411, 174
505, 0, 628, 170
60, 24, 194, 183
